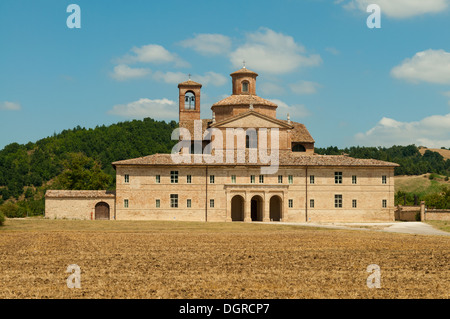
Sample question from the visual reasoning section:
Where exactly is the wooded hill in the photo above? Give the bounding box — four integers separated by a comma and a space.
0, 117, 449, 216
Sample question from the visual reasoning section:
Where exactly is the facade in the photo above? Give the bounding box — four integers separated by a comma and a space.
45, 67, 398, 222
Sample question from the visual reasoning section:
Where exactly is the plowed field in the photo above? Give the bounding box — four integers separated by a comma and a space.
0, 219, 448, 298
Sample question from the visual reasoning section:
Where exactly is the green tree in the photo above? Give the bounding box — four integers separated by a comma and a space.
51, 152, 112, 190
0, 202, 26, 218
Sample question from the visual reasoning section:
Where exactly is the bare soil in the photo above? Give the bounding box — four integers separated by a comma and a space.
0, 219, 448, 299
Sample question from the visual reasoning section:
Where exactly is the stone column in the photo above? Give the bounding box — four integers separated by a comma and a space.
420, 201, 426, 221
244, 192, 252, 222
263, 193, 270, 222
225, 192, 232, 222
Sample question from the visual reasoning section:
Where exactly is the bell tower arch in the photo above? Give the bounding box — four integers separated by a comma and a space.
178, 77, 202, 126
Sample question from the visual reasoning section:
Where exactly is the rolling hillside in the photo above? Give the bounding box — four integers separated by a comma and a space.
419, 147, 450, 160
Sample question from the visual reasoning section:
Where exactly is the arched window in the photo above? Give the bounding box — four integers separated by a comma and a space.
292, 144, 306, 152
242, 81, 249, 93
246, 134, 257, 149
184, 92, 195, 110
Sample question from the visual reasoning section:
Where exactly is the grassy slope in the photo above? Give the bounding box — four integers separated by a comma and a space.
394, 173, 450, 196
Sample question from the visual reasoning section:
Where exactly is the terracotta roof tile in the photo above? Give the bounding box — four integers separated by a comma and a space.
283, 120, 315, 143
212, 95, 277, 107
112, 151, 399, 167
230, 67, 258, 76
45, 190, 116, 198
178, 80, 202, 87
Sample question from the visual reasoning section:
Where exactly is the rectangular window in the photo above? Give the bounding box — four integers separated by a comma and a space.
124, 199, 129, 208
382, 199, 387, 208
352, 175, 357, 184
382, 175, 387, 184
278, 175, 283, 183
210, 199, 214, 208
259, 175, 264, 183
155, 199, 160, 208
170, 171, 178, 184
288, 175, 293, 184
231, 175, 236, 183
310, 199, 314, 208
335, 195, 342, 208
288, 199, 293, 208
250, 175, 255, 184
124, 174, 129, 183
187, 199, 191, 208
187, 175, 192, 183
352, 199, 357, 208
170, 194, 178, 208
310, 175, 315, 184
156, 175, 160, 183
210, 175, 215, 184
335, 172, 343, 184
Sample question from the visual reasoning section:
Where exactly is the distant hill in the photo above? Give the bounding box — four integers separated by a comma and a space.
419, 147, 450, 160
315, 145, 450, 176
395, 173, 450, 195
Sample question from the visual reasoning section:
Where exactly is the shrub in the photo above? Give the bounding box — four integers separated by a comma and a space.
0, 211, 4, 226
0, 202, 26, 218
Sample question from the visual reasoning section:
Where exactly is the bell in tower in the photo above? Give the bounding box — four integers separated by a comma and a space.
178, 76, 202, 128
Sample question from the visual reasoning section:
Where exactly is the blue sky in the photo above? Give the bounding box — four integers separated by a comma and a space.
1, 0, 450, 150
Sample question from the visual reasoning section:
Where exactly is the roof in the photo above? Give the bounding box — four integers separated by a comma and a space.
212, 94, 277, 108
178, 80, 202, 87
284, 120, 315, 143
230, 67, 258, 76
112, 151, 399, 168
45, 190, 116, 198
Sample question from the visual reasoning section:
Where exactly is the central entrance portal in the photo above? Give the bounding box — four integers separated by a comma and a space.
251, 195, 263, 221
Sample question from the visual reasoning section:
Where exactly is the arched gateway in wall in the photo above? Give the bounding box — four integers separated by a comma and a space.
95, 202, 110, 220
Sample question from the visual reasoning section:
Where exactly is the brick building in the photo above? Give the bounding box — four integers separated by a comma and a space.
45, 67, 398, 222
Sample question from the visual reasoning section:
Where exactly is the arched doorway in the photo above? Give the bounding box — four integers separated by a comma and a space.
95, 202, 110, 220
251, 195, 263, 221
269, 196, 282, 221
231, 195, 244, 221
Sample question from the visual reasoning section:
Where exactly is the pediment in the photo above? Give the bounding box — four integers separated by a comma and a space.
211, 111, 293, 129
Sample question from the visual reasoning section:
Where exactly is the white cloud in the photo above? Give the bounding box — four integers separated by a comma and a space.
391, 49, 450, 85
118, 44, 189, 68
0, 101, 21, 111
153, 71, 227, 87
152, 71, 187, 84
258, 82, 286, 96
179, 33, 232, 56
342, 0, 449, 18
355, 114, 450, 148
110, 64, 150, 81
229, 28, 322, 74
289, 80, 321, 95
108, 98, 177, 120
269, 99, 311, 120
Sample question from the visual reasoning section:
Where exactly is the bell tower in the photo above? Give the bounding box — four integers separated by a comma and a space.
178, 76, 202, 127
